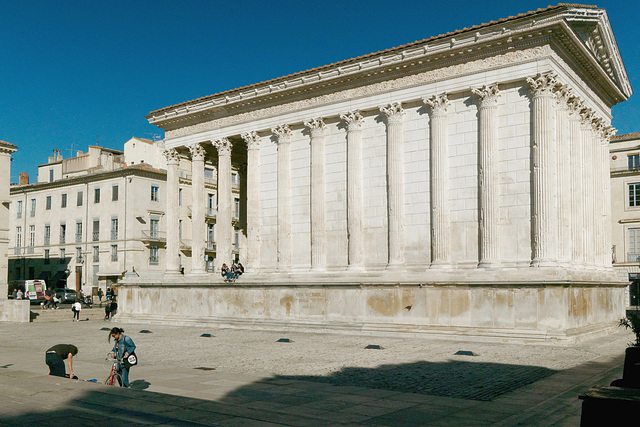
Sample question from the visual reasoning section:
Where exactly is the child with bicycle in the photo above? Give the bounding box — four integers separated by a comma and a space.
108, 327, 137, 388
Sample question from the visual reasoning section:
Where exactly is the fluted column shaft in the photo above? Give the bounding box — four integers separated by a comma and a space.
472, 86, 501, 268
380, 103, 405, 268
602, 126, 615, 267
579, 112, 595, 267
555, 88, 572, 266
164, 149, 181, 275
568, 99, 585, 266
424, 95, 451, 268
272, 125, 292, 270
305, 118, 326, 270
527, 73, 558, 267
591, 123, 604, 267
189, 143, 206, 274
341, 111, 365, 269
214, 138, 233, 269
243, 132, 261, 270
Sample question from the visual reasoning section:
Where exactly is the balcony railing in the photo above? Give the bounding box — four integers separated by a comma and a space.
232, 243, 239, 254
93, 231, 99, 241
207, 241, 216, 251
187, 207, 216, 219
149, 256, 159, 265
44, 237, 50, 246
75, 233, 82, 243
13, 247, 20, 255
17, 211, 22, 219
141, 230, 166, 241
60, 236, 66, 244
30, 210, 35, 217
111, 231, 118, 240
27, 246, 34, 254
628, 253, 640, 263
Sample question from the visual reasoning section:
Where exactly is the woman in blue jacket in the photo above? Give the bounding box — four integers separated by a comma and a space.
108, 327, 136, 387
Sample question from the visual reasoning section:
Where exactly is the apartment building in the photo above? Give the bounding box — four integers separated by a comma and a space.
8, 138, 242, 296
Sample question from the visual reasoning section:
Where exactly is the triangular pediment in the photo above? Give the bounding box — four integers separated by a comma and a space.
565, 8, 632, 98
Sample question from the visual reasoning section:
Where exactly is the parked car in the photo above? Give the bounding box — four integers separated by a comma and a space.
55, 288, 78, 303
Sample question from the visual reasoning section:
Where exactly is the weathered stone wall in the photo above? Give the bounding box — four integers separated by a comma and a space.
117, 281, 627, 343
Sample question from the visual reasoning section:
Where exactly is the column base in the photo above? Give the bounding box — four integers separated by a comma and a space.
477, 260, 501, 270
386, 263, 405, 271
347, 264, 366, 272
530, 258, 558, 268
430, 261, 453, 270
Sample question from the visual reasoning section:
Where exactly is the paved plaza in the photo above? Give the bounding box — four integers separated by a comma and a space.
0, 306, 634, 425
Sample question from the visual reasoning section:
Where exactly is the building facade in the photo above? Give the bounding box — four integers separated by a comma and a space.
610, 132, 640, 307
122, 4, 631, 342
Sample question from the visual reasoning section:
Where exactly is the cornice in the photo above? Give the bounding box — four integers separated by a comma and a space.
10, 166, 167, 195
149, 6, 629, 135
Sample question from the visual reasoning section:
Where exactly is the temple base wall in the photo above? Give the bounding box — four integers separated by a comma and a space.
0, 299, 31, 323
117, 280, 627, 344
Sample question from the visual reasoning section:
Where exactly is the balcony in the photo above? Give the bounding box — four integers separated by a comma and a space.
187, 207, 216, 219
26, 246, 34, 254
628, 253, 640, 263
75, 234, 82, 243
149, 256, 159, 265
30, 210, 35, 217
44, 237, 50, 246
60, 237, 66, 245
111, 231, 118, 240
13, 247, 21, 255
93, 231, 99, 242
232, 243, 239, 254
141, 230, 166, 243
206, 241, 216, 251
17, 211, 22, 219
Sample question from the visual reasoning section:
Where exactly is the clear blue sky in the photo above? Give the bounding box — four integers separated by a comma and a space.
1, 1, 638, 183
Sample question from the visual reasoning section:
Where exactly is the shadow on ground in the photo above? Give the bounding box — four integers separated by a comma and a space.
0, 359, 559, 426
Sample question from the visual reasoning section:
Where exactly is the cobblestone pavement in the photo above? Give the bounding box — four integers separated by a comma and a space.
0, 308, 633, 425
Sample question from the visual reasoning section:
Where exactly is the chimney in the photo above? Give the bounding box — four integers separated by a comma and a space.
19, 172, 29, 186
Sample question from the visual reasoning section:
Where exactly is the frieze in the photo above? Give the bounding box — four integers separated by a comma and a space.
166, 46, 553, 138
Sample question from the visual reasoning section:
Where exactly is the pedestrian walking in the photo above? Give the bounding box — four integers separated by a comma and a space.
72, 300, 81, 321
45, 344, 78, 379
98, 288, 103, 303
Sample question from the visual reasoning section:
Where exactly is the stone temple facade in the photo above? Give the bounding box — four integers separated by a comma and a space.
121, 4, 632, 342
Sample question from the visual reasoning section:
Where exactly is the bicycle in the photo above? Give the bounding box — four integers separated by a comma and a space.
104, 353, 123, 386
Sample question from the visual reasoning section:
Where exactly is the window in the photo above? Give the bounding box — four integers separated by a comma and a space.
234, 198, 240, 220
30, 198, 36, 217
44, 224, 51, 246
28, 225, 35, 252
44, 249, 50, 264
61, 193, 67, 208
111, 245, 118, 261
76, 221, 83, 243
178, 188, 183, 206
150, 217, 159, 239
93, 246, 99, 262
60, 248, 65, 259
111, 217, 118, 240
208, 193, 215, 216
17, 200, 22, 218
151, 185, 159, 202
46, 195, 51, 210
94, 187, 100, 203
629, 183, 640, 207
76, 247, 82, 262
629, 229, 640, 262
629, 154, 640, 170
59, 223, 66, 244
16, 227, 21, 248
49, 169, 54, 182
204, 168, 214, 180
207, 223, 215, 249
179, 220, 183, 239
93, 219, 100, 241
232, 172, 239, 186
112, 185, 119, 201
77, 190, 83, 206
150, 245, 159, 264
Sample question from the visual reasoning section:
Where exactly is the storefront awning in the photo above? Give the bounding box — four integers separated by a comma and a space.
51, 271, 67, 284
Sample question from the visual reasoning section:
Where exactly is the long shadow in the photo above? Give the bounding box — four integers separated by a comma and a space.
0, 359, 558, 426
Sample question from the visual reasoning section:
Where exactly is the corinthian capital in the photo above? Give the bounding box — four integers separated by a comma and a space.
304, 118, 326, 137
553, 84, 572, 108
340, 110, 364, 131
471, 84, 500, 107
271, 124, 292, 144
603, 125, 617, 140
163, 148, 180, 165
579, 107, 595, 127
423, 93, 450, 114
242, 131, 261, 150
380, 102, 404, 124
567, 97, 584, 118
188, 143, 206, 161
213, 137, 232, 156
526, 72, 558, 97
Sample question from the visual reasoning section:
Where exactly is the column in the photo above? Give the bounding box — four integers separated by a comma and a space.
163, 148, 181, 276
188, 143, 206, 274
527, 73, 558, 267
340, 110, 365, 270
380, 103, 405, 269
424, 94, 452, 268
554, 86, 572, 266
272, 124, 292, 270
242, 131, 261, 270
591, 118, 605, 268
579, 108, 595, 267
471, 85, 501, 268
305, 118, 327, 271
214, 137, 233, 269
567, 97, 585, 266
602, 125, 616, 267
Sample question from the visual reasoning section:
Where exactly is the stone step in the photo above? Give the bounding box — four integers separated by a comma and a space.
30, 303, 113, 323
